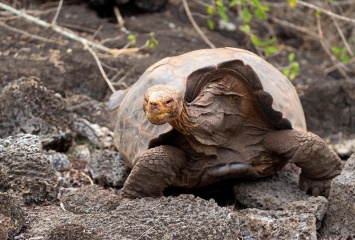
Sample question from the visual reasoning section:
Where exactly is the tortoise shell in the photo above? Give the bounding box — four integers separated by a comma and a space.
110, 48, 306, 168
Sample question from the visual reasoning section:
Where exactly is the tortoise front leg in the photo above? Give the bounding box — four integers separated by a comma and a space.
120, 145, 188, 199
263, 130, 344, 197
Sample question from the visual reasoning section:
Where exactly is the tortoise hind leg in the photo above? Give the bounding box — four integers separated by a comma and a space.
263, 130, 344, 197
120, 145, 188, 199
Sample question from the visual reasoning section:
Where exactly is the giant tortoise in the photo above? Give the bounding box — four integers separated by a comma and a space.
109, 48, 343, 199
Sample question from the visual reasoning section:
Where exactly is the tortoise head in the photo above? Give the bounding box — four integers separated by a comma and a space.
143, 84, 183, 125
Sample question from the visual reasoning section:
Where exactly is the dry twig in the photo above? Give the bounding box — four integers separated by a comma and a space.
316, 14, 351, 80
0, 2, 139, 57
83, 42, 116, 92
114, 6, 130, 34
271, 17, 319, 40
182, 0, 215, 48
298, 0, 355, 24
0, 20, 66, 45
80, 172, 94, 185
51, 0, 63, 25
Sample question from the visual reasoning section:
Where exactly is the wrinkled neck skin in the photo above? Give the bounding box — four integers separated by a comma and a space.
169, 101, 191, 136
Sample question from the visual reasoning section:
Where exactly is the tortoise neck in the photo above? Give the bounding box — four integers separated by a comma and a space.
169, 102, 192, 135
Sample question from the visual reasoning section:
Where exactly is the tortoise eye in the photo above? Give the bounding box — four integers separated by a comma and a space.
166, 99, 174, 104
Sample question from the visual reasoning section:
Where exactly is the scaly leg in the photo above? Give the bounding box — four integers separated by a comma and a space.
263, 130, 344, 197
120, 145, 188, 199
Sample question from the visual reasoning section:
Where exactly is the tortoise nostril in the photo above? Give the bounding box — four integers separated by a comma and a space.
150, 102, 159, 110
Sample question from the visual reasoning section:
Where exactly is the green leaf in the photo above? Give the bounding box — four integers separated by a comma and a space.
315, 10, 322, 16
254, 9, 267, 19
259, 5, 270, 11
230, 0, 244, 5
341, 54, 350, 64
207, 6, 214, 15
264, 46, 278, 56
331, 46, 341, 55
328, 0, 334, 3
241, 7, 252, 23
217, 7, 229, 22
250, 34, 262, 46
288, 0, 297, 9
239, 24, 251, 33
249, 0, 261, 7
127, 34, 137, 45
207, 19, 215, 30
216, 0, 224, 7
289, 72, 297, 80
251, 35, 276, 47
282, 68, 291, 77
288, 52, 295, 62
145, 33, 159, 49
229, 0, 239, 7
290, 61, 300, 70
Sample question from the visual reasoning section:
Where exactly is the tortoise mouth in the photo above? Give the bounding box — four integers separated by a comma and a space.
145, 111, 176, 125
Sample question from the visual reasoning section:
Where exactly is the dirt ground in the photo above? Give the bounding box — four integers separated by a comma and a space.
0, 0, 355, 238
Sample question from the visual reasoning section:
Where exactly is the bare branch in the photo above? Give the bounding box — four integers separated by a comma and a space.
83, 42, 116, 93
182, 0, 216, 49
324, 57, 355, 74
297, 1, 355, 24
0, 2, 112, 53
51, 0, 63, 25
113, 6, 130, 34
316, 14, 351, 81
0, 20, 66, 45
271, 17, 319, 40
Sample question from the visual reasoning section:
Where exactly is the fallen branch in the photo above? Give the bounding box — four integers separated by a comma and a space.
182, 0, 215, 48
0, 20, 66, 45
0, 2, 139, 56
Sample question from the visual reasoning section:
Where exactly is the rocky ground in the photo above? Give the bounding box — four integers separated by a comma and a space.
0, 0, 355, 239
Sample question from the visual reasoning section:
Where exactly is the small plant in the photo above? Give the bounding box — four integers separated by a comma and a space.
127, 34, 137, 46
206, 0, 277, 57
145, 32, 159, 49
282, 53, 300, 81
204, 0, 303, 80
331, 46, 350, 64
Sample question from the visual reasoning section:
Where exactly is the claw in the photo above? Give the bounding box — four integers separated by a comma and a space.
299, 173, 332, 197
301, 180, 309, 192
311, 186, 320, 197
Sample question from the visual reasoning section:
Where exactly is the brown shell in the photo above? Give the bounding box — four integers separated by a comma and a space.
110, 48, 306, 167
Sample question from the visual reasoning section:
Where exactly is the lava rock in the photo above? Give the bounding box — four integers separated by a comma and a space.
28, 195, 238, 239
0, 192, 26, 239
74, 118, 113, 149
321, 153, 355, 237
60, 185, 120, 214
284, 196, 328, 230
0, 134, 58, 202
67, 93, 113, 130
86, 149, 129, 187
231, 208, 317, 239
27, 193, 326, 239
0, 77, 74, 151
0, 214, 12, 240
46, 151, 71, 171
233, 165, 309, 210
